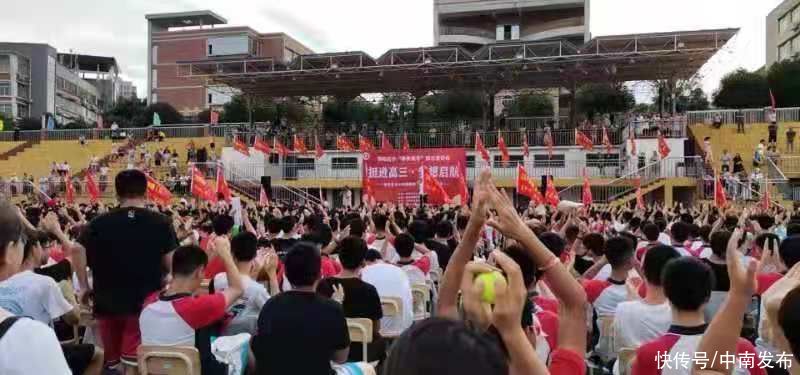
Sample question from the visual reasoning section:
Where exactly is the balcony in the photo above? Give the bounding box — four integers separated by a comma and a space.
439, 26, 496, 45
436, 0, 584, 16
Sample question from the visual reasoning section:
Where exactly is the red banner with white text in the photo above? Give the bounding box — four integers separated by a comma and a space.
362, 148, 466, 205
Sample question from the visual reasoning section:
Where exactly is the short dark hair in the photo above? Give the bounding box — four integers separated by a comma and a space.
710, 230, 732, 257
408, 219, 431, 243
383, 318, 508, 375
787, 223, 800, 237
0, 201, 22, 268
395, 233, 415, 258
663, 257, 713, 311
338, 236, 367, 270
605, 236, 634, 269
538, 232, 566, 258
231, 232, 258, 262
344, 215, 365, 238
373, 214, 388, 231
778, 286, 800, 359
643, 223, 660, 242
582, 233, 605, 257
754, 233, 780, 251
365, 249, 383, 262
115, 169, 148, 199
171, 245, 208, 277
564, 225, 580, 243
504, 244, 536, 288
642, 245, 680, 286
754, 215, 775, 230
670, 222, 690, 243
435, 221, 453, 238
212, 215, 235, 236
779, 236, 800, 269
284, 242, 321, 287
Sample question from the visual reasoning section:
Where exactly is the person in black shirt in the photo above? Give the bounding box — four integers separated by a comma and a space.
317, 236, 385, 363
252, 242, 349, 375
425, 220, 455, 271
702, 230, 731, 292
73, 170, 178, 367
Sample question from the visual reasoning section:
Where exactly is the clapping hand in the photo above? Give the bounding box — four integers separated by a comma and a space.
727, 228, 758, 297
332, 283, 345, 304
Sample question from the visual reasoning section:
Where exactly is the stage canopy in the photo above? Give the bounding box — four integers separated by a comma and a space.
176, 28, 738, 97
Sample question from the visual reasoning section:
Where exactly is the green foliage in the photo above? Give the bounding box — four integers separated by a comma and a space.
103, 97, 147, 128
222, 96, 309, 125
712, 69, 769, 109
767, 58, 800, 107
62, 120, 90, 129
196, 109, 211, 124
18, 117, 41, 131
632, 103, 657, 113
507, 92, 554, 117
576, 83, 634, 119
422, 90, 484, 120
323, 97, 384, 124
144, 102, 182, 125
678, 88, 710, 112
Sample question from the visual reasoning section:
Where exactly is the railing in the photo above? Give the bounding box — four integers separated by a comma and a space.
506, 116, 569, 130
439, 26, 496, 39
556, 184, 631, 204
624, 119, 687, 138
764, 156, 788, 182
697, 176, 790, 204
190, 161, 317, 205
776, 156, 800, 177
686, 107, 800, 125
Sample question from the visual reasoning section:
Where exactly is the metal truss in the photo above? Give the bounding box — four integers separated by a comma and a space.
175, 28, 738, 97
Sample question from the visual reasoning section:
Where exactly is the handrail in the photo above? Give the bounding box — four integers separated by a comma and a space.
764, 156, 788, 182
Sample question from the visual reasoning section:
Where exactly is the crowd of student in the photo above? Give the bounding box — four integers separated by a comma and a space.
0, 168, 798, 375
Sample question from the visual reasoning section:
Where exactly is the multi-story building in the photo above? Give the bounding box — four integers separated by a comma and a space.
146, 10, 314, 116
0, 43, 101, 124
58, 53, 124, 110
119, 80, 137, 100
767, 0, 800, 66
434, 0, 589, 121
434, 0, 588, 51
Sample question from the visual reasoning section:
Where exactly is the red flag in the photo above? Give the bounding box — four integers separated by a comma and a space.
582, 169, 593, 207
234, 136, 250, 156
337, 136, 355, 152
635, 178, 645, 209
516, 164, 539, 202
210, 111, 220, 125
274, 137, 290, 158
760, 180, 771, 210
85, 172, 100, 204
359, 135, 375, 152
259, 186, 269, 206
575, 129, 594, 151
714, 171, 728, 209
362, 178, 376, 208
602, 127, 613, 154
456, 170, 469, 204
543, 129, 554, 159
769, 89, 777, 111
146, 174, 172, 206
314, 134, 325, 159
544, 176, 560, 207
65, 173, 75, 204
381, 133, 394, 151
422, 166, 451, 205
657, 131, 671, 159
475, 132, 491, 164
293, 135, 308, 154
522, 133, 529, 157
216, 167, 232, 203
498, 132, 510, 164
254, 136, 272, 154
191, 166, 215, 202
402, 133, 410, 151
628, 129, 637, 156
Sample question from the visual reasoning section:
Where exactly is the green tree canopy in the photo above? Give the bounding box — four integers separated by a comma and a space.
575, 83, 634, 120
712, 69, 769, 109
144, 102, 182, 125
103, 97, 147, 128
767, 58, 800, 108
507, 92, 554, 117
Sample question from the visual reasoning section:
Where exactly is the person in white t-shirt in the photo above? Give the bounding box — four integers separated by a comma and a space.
211, 232, 278, 336
361, 250, 413, 336
393, 233, 431, 285
613, 245, 680, 371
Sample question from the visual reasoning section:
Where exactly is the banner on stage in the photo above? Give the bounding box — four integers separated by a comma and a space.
362, 148, 466, 205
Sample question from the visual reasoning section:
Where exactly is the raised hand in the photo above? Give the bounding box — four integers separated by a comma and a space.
726, 228, 758, 297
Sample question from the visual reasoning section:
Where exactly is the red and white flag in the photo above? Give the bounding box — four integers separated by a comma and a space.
582, 169, 593, 207
498, 132, 510, 164
359, 135, 375, 152
85, 172, 100, 204
234, 136, 250, 156
314, 133, 325, 159
216, 166, 232, 203
210, 111, 220, 125
544, 176, 560, 207
760, 180, 771, 210
714, 170, 728, 209
475, 132, 491, 164
602, 126, 613, 154
402, 133, 410, 151
293, 135, 308, 154
274, 137, 290, 158
146, 174, 172, 206
456, 169, 469, 204
516, 164, 543, 205
191, 166, 215, 202
635, 178, 645, 209
657, 131, 671, 159
254, 136, 271, 155
422, 166, 451, 205
381, 133, 394, 151
259, 186, 269, 206
337, 136, 355, 152
576, 129, 594, 151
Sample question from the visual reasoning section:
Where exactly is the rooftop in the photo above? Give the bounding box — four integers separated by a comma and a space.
56, 54, 118, 74
146, 10, 227, 29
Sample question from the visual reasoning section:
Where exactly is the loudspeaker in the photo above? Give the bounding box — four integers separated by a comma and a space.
261, 176, 272, 192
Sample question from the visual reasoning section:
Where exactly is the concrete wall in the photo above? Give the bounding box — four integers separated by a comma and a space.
0, 43, 56, 120
766, 0, 800, 66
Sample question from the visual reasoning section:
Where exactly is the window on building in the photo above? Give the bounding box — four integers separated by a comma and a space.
332, 157, 358, 169
793, 36, 800, 57
493, 154, 524, 167
16, 103, 28, 118
496, 24, 520, 41
586, 153, 620, 167
208, 94, 213, 104
0, 56, 9, 73
18, 84, 28, 100
152, 46, 158, 65
0, 103, 13, 117
780, 42, 792, 61
151, 69, 157, 89
466, 155, 475, 168
793, 5, 800, 26
0, 82, 10, 96
780, 15, 791, 33
208, 44, 213, 56
295, 158, 316, 170
533, 154, 565, 168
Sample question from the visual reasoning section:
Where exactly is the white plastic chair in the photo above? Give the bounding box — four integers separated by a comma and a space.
137, 345, 201, 375
379, 297, 403, 338
411, 283, 431, 320
346, 318, 374, 363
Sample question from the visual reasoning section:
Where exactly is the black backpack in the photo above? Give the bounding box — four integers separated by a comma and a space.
0, 316, 22, 341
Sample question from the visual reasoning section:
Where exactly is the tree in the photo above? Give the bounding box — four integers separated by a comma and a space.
104, 97, 147, 128
767, 58, 800, 107
678, 88, 710, 112
144, 102, 182, 125
196, 109, 212, 124
507, 91, 554, 117
575, 83, 634, 120
62, 120, 90, 129
712, 69, 769, 109
423, 90, 484, 120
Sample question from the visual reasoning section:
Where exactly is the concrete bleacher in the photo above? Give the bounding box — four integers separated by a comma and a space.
689, 122, 800, 172
0, 140, 114, 179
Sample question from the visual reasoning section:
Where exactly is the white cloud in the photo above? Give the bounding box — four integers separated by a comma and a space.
1, 0, 781, 101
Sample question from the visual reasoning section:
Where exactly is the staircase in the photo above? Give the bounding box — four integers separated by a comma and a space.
0, 141, 37, 161
608, 178, 667, 208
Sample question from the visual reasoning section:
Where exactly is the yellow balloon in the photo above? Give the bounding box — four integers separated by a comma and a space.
474, 271, 507, 304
